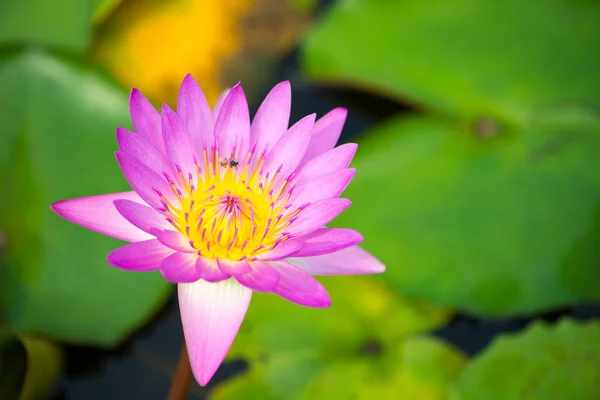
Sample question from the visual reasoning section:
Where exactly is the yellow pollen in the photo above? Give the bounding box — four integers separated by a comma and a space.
162, 147, 299, 261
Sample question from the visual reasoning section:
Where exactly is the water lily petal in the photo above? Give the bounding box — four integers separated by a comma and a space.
251, 81, 291, 154
214, 83, 250, 160
116, 127, 174, 177
177, 74, 214, 152
254, 239, 305, 261
291, 168, 355, 206
263, 113, 315, 181
290, 228, 363, 257
217, 259, 252, 275
270, 260, 331, 307
162, 104, 197, 177
114, 199, 171, 234
107, 238, 175, 271
178, 279, 252, 386
235, 261, 280, 292
300, 107, 347, 166
212, 88, 230, 121
51, 191, 152, 242
115, 151, 177, 210
161, 252, 201, 283
286, 198, 352, 237
296, 143, 358, 181
197, 257, 231, 282
290, 245, 386, 276
129, 89, 165, 154
154, 229, 194, 253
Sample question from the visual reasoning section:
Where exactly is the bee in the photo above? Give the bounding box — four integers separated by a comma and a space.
219, 157, 239, 168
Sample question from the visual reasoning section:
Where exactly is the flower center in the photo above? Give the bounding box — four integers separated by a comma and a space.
163, 146, 299, 261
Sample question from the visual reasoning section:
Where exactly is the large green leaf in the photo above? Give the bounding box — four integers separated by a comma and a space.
331, 110, 600, 315
210, 276, 459, 399
303, 0, 600, 125
0, 326, 62, 400
0, 48, 171, 346
451, 318, 600, 400
0, 0, 95, 51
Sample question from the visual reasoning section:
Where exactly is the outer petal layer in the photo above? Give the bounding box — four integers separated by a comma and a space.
114, 199, 171, 234
291, 228, 363, 257
251, 81, 291, 154
235, 261, 280, 292
107, 239, 175, 271
51, 191, 152, 243
178, 279, 252, 386
300, 107, 348, 166
129, 89, 165, 154
161, 252, 201, 283
214, 83, 250, 160
289, 245, 386, 276
270, 260, 331, 307
177, 74, 214, 152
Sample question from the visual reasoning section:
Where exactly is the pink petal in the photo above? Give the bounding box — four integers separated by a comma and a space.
178, 279, 252, 386
289, 245, 386, 276
107, 239, 175, 271
299, 108, 348, 167
162, 104, 197, 177
262, 113, 315, 182
114, 199, 171, 234
116, 127, 174, 177
235, 261, 280, 292
177, 74, 214, 152
251, 81, 291, 154
214, 83, 250, 160
212, 88, 230, 121
296, 143, 358, 181
290, 228, 363, 257
291, 168, 355, 206
197, 257, 231, 282
270, 260, 331, 307
154, 229, 194, 253
161, 252, 201, 283
129, 89, 165, 154
254, 239, 305, 261
51, 191, 153, 242
217, 259, 252, 275
286, 198, 352, 237
115, 152, 177, 210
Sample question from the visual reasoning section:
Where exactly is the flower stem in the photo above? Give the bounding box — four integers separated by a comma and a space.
168, 343, 193, 400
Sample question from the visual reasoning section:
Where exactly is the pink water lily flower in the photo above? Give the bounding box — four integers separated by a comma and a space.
51, 75, 385, 386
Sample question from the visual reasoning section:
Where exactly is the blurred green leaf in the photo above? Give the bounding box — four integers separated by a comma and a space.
211, 276, 456, 399
451, 318, 600, 400
0, 326, 62, 400
93, 0, 121, 26
0, 0, 95, 51
0, 48, 171, 346
331, 110, 600, 316
303, 0, 600, 125
305, 337, 466, 400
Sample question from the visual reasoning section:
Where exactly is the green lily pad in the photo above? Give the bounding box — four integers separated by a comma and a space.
451, 318, 600, 400
0, 326, 63, 400
0, 0, 95, 51
303, 0, 600, 125
0, 48, 171, 346
210, 276, 457, 399
330, 110, 600, 316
